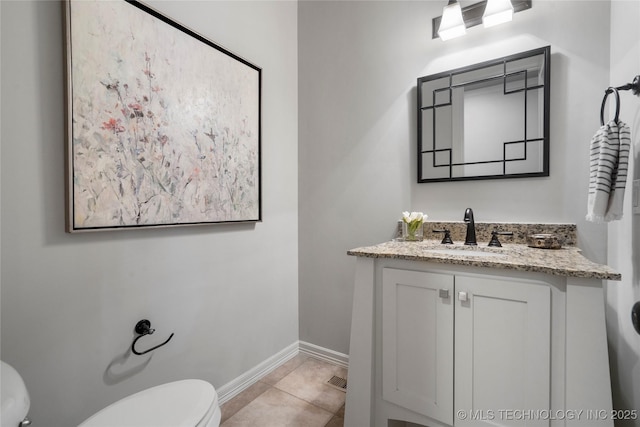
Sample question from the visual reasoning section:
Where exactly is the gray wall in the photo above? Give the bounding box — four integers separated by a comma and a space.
1, 1, 298, 426
299, 0, 610, 355
299, 0, 639, 418
2, 0, 638, 425
607, 1, 640, 421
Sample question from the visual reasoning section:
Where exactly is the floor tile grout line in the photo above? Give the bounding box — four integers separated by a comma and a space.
271, 383, 339, 417
222, 383, 340, 427
221, 356, 346, 426
222, 381, 344, 424
270, 357, 347, 414
220, 381, 272, 423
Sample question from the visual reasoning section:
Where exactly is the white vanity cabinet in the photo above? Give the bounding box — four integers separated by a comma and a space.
381, 268, 454, 425
382, 267, 551, 427
345, 254, 616, 427
453, 274, 551, 427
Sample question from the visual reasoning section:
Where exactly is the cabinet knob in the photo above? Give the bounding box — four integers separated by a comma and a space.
439, 289, 450, 299
458, 291, 468, 302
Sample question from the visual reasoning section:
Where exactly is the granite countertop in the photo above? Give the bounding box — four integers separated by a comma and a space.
347, 239, 621, 281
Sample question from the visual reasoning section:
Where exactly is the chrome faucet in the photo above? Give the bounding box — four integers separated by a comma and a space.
463, 208, 477, 246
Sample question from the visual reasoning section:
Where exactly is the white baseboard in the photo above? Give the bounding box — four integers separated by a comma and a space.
216, 341, 349, 404
298, 340, 349, 369
216, 341, 299, 404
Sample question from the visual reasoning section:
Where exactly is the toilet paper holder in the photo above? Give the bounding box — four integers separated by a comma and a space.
132, 319, 175, 356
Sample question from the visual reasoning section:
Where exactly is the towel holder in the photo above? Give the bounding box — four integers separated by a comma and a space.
600, 87, 620, 125
131, 319, 175, 356
600, 75, 640, 125
615, 75, 640, 95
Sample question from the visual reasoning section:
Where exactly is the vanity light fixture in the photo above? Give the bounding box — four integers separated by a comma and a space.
437, 0, 466, 41
432, 0, 531, 40
482, 0, 514, 27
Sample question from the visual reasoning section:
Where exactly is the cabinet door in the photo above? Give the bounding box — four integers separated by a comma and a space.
454, 275, 551, 427
382, 268, 454, 425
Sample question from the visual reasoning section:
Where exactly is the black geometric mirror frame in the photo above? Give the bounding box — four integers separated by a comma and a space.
417, 46, 550, 183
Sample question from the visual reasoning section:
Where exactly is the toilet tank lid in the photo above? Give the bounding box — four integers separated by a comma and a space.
78, 379, 217, 427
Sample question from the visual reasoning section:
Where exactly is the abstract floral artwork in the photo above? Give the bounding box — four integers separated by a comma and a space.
65, 0, 261, 232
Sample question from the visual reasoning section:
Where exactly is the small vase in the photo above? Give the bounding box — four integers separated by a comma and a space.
402, 220, 424, 241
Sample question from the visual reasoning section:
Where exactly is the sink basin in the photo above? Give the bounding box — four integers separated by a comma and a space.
426, 248, 507, 258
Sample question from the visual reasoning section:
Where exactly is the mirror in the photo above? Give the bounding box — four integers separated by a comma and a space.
417, 46, 550, 183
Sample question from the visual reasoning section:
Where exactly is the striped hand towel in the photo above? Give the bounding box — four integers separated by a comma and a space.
586, 120, 631, 222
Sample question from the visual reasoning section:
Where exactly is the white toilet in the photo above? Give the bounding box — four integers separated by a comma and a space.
1, 361, 31, 427
1, 361, 221, 427
78, 379, 221, 427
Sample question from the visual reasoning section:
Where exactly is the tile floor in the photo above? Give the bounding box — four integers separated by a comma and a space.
220, 354, 347, 427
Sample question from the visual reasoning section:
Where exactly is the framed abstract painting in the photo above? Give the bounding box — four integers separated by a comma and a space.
64, 0, 261, 232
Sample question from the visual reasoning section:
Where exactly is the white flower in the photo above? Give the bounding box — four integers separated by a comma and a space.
402, 211, 428, 223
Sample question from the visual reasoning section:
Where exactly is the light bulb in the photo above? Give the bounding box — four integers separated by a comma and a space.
438, 0, 466, 41
482, 0, 514, 28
